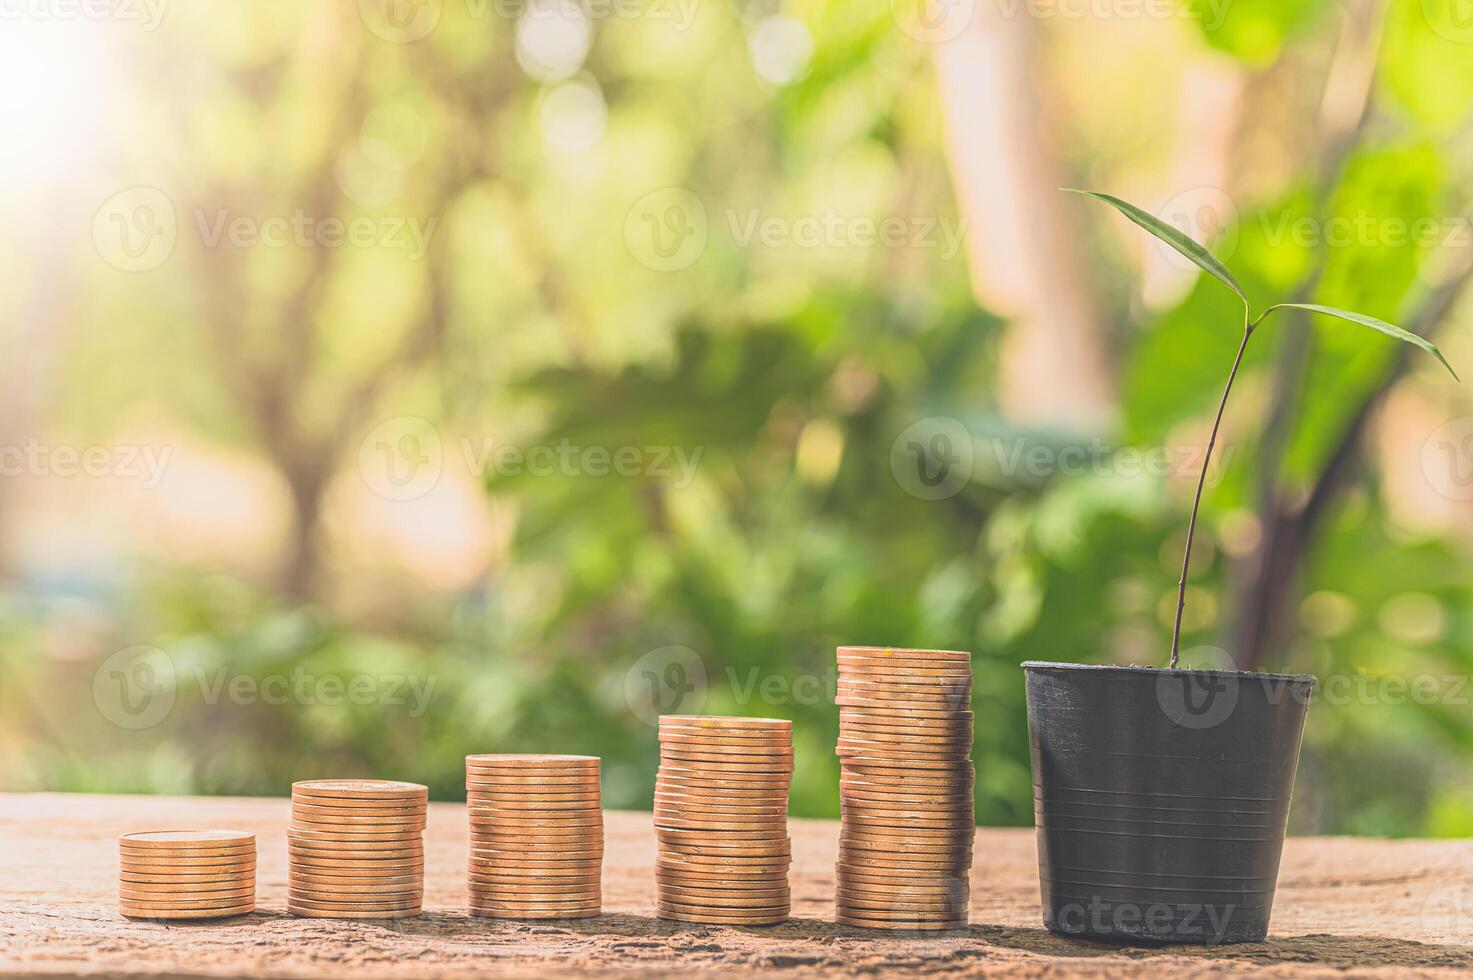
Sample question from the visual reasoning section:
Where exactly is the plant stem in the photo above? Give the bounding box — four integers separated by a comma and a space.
1170, 311, 1255, 669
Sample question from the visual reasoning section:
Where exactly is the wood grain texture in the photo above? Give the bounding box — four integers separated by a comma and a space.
3, 793, 1472, 977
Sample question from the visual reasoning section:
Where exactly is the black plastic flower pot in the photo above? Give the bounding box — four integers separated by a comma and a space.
1022, 661, 1315, 945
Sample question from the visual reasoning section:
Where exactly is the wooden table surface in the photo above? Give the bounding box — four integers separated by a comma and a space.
4, 793, 1473, 977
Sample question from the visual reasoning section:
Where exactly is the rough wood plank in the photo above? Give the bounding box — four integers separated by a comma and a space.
3, 793, 1472, 977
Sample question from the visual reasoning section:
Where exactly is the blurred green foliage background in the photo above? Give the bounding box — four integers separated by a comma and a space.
2, 0, 1473, 838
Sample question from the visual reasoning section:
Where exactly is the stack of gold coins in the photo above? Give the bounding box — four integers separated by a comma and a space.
287, 779, 428, 919
654, 715, 792, 926
835, 646, 974, 930
465, 754, 603, 919
118, 830, 256, 920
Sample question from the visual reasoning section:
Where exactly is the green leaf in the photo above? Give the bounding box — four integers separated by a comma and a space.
1064, 188, 1249, 306
1264, 302, 1459, 381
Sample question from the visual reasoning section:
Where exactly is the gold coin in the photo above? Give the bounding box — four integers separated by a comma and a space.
657, 907, 787, 926
657, 845, 790, 861
292, 779, 427, 800
291, 791, 427, 809
118, 878, 253, 895
119, 830, 254, 849
292, 872, 423, 890
118, 892, 257, 911
464, 792, 601, 806
657, 853, 791, 870
466, 806, 603, 821
838, 645, 970, 660
290, 848, 425, 863
464, 772, 601, 785
841, 804, 974, 822
468, 834, 605, 848
120, 903, 255, 921
840, 788, 973, 808
658, 733, 792, 750
836, 885, 970, 904
655, 864, 788, 881
467, 860, 602, 875
655, 776, 789, 796
659, 746, 794, 763
658, 831, 791, 846
288, 838, 423, 854
466, 753, 599, 767
290, 884, 422, 900
659, 795, 795, 807
465, 766, 600, 779
839, 711, 974, 733
119, 841, 255, 858
658, 887, 790, 908
838, 763, 973, 781
469, 827, 604, 842
287, 905, 421, 919
290, 809, 426, 824
658, 715, 791, 731
837, 895, 968, 916
656, 899, 788, 917
290, 857, 426, 872
836, 753, 972, 771
468, 906, 600, 919
469, 871, 601, 885
291, 801, 426, 818
469, 880, 601, 895
654, 768, 791, 788
841, 819, 973, 838
119, 859, 256, 875
288, 828, 421, 844
468, 856, 604, 870
119, 870, 254, 886
834, 912, 966, 931
839, 838, 971, 857
287, 894, 423, 910
288, 862, 425, 877
467, 896, 602, 909
838, 858, 971, 875
657, 725, 792, 743
836, 688, 971, 707
654, 817, 789, 835
655, 872, 789, 889
118, 887, 254, 906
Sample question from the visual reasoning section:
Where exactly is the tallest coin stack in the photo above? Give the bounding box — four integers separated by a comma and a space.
834, 646, 974, 930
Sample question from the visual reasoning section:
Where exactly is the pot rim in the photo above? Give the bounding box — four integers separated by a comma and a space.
1021, 660, 1316, 685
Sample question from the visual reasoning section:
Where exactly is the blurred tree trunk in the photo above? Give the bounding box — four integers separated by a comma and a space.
930, 7, 1115, 432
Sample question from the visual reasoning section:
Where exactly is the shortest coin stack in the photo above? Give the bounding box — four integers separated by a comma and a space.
118, 830, 256, 920
466, 754, 604, 919
288, 779, 428, 919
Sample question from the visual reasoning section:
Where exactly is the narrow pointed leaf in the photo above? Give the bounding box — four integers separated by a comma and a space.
1064, 188, 1248, 306
1266, 302, 1459, 381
